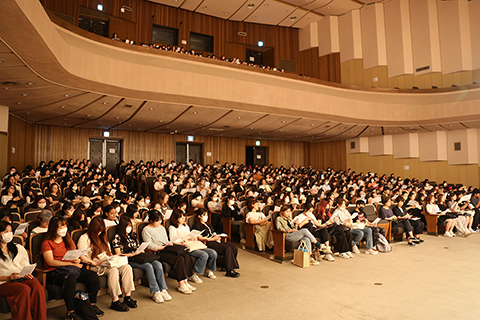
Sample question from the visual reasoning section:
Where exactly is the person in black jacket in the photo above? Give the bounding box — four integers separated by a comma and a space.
221, 195, 246, 244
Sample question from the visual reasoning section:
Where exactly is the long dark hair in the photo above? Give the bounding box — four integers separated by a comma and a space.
195, 208, 208, 225
43, 216, 74, 250
147, 209, 162, 224
117, 215, 137, 251
0, 221, 18, 261
87, 216, 111, 259
170, 209, 186, 228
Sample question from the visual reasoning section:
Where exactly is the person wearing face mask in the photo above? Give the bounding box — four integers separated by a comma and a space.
0, 221, 47, 320
78, 217, 137, 312
58, 203, 75, 218
207, 192, 223, 233
193, 208, 240, 278
80, 197, 92, 214
221, 195, 246, 244
103, 205, 119, 228
41, 216, 103, 320
26, 196, 51, 213
142, 209, 195, 295
276, 206, 321, 265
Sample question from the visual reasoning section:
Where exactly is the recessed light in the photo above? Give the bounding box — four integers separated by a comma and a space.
115, 117, 120, 119
340, 127, 345, 129
311, 124, 315, 126
22, 93, 29, 96
237, 116, 242, 119
280, 130, 284, 132
371, 128, 375, 131
97, 4, 103, 11
247, 3, 255, 9
26, 82, 35, 85
159, 120, 163, 123
25, 112, 31, 115
327, 6, 331, 9
225, 12, 229, 15
193, 111, 198, 114
60, 105, 67, 109
102, 102, 109, 105
86, 114, 92, 117
250, 127, 254, 130
253, 15, 257, 18
265, 4, 269, 7
149, 107, 155, 110
198, 122, 202, 125
64, 94, 71, 97
449, 124, 453, 127
16, 102, 22, 105
281, 120, 286, 123
203, 6, 207, 9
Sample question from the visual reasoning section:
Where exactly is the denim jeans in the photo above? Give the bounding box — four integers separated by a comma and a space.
129, 260, 167, 294
285, 229, 316, 252
351, 228, 364, 246
351, 227, 374, 250
189, 248, 217, 274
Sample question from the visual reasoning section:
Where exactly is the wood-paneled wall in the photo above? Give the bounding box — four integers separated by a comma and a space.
347, 153, 480, 187
309, 140, 346, 171
7, 115, 35, 172
40, 0, 338, 80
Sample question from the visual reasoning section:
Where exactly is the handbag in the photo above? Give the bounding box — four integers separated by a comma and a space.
55, 265, 82, 279
101, 255, 128, 268
130, 251, 160, 264
293, 241, 310, 268
183, 240, 207, 252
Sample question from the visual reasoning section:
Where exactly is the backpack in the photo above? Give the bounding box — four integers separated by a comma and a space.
376, 233, 392, 253
73, 294, 98, 320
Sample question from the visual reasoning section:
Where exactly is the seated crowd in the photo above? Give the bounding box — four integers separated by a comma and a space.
0, 158, 479, 319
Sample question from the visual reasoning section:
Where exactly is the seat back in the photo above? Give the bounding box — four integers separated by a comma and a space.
137, 222, 148, 243
188, 215, 197, 230
271, 211, 281, 231
164, 219, 171, 233
106, 225, 118, 244
25, 211, 41, 223
263, 205, 273, 216
71, 228, 87, 245
30, 233, 46, 268
364, 204, 377, 221
13, 235, 24, 246
292, 209, 303, 219
10, 212, 21, 222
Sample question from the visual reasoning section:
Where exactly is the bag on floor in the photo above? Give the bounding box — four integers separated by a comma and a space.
376, 233, 392, 253
73, 294, 98, 320
293, 241, 310, 268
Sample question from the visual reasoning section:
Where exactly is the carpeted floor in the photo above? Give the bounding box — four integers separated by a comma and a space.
3, 234, 480, 320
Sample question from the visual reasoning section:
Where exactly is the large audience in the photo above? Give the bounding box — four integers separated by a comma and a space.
0, 158, 479, 319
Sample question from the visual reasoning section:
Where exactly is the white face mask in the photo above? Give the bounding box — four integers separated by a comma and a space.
72, 186, 77, 191
139, 202, 145, 208
38, 203, 46, 209
212, 197, 218, 202
57, 228, 67, 237
145, 199, 150, 205
126, 226, 132, 234
201, 215, 208, 223
1, 232, 13, 243
116, 207, 121, 213
228, 200, 235, 206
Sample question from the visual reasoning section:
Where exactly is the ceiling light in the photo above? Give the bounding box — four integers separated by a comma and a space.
225, 12, 229, 15
159, 120, 163, 122
22, 93, 29, 96
371, 128, 374, 131
198, 122, 202, 125
16, 102, 22, 105
97, 4, 103, 11
250, 127, 254, 130
149, 107, 155, 110
26, 82, 35, 85
281, 120, 286, 123
253, 16, 257, 18
60, 105, 66, 109
25, 112, 31, 115
237, 116, 242, 119
284, 10, 288, 13
311, 124, 315, 126
64, 94, 71, 97
193, 111, 198, 114
102, 102, 109, 105
86, 114, 92, 117
203, 6, 207, 9
290, 16, 297, 20
265, 4, 269, 7
115, 117, 120, 119
280, 130, 284, 132
3, 81, 17, 86
247, 3, 255, 9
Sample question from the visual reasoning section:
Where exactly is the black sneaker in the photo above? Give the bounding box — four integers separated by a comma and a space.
91, 304, 104, 317
110, 300, 129, 312
407, 241, 416, 246
415, 237, 424, 243
65, 311, 83, 320
124, 296, 137, 309
225, 270, 240, 278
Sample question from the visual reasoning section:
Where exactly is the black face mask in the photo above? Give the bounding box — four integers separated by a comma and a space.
79, 220, 87, 228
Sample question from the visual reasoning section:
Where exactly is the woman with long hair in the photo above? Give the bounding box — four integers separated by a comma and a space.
40, 216, 103, 320
0, 221, 47, 320
78, 216, 136, 312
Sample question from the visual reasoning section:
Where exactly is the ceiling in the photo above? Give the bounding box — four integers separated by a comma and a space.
1, 37, 477, 143
147, 0, 386, 28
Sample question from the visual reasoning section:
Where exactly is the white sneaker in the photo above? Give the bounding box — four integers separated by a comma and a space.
186, 283, 196, 291
204, 270, 216, 279
346, 251, 354, 258
177, 284, 192, 294
324, 253, 335, 262
464, 231, 472, 237
189, 274, 203, 283
444, 231, 453, 238
160, 290, 172, 301
240, 238, 246, 244
309, 257, 320, 265
352, 245, 360, 254
365, 249, 378, 255
469, 228, 475, 233
451, 231, 456, 237
152, 291, 164, 303
339, 252, 350, 259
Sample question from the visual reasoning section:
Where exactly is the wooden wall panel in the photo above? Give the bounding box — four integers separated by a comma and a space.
309, 140, 346, 171
40, 0, 327, 79
7, 115, 35, 172
346, 153, 480, 186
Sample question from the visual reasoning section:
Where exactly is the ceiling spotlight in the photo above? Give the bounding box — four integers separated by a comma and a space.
60, 105, 67, 109
149, 107, 155, 110
193, 111, 198, 114
250, 127, 254, 130
265, 4, 269, 7
102, 102, 109, 105
203, 6, 207, 9
26, 82, 35, 85
64, 94, 71, 97
225, 12, 229, 15
198, 122, 202, 125
115, 117, 120, 119
159, 120, 163, 122
16, 102, 22, 105
237, 116, 242, 119
290, 16, 297, 20
25, 112, 31, 115
311, 124, 315, 126
247, 3, 255, 9
284, 10, 288, 13
22, 93, 29, 96
281, 120, 286, 123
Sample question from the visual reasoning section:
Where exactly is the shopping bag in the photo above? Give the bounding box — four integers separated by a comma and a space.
293, 241, 310, 268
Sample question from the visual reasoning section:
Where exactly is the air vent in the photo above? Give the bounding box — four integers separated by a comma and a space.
416, 66, 430, 72
238, 31, 247, 37
124, 104, 133, 108
208, 128, 224, 132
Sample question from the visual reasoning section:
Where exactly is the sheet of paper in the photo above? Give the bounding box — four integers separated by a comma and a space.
135, 242, 151, 253
14, 222, 29, 235
62, 249, 89, 261
253, 192, 259, 197
187, 229, 204, 239
163, 209, 173, 220
372, 218, 381, 225
19, 263, 37, 277
460, 194, 471, 203
410, 217, 420, 221
218, 233, 228, 237
188, 187, 197, 193
274, 206, 281, 212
